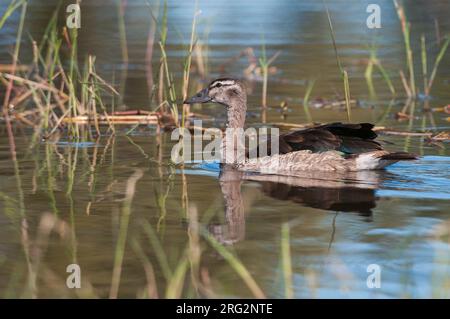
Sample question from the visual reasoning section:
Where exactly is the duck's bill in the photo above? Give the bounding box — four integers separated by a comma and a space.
184, 88, 211, 104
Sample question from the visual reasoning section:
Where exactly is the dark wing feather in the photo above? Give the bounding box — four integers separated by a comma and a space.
281, 129, 342, 153
280, 122, 382, 154
316, 122, 378, 140
254, 122, 382, 156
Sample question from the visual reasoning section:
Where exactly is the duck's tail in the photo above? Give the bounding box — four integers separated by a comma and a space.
378, 151, 418, 161
354, 151, 418, 170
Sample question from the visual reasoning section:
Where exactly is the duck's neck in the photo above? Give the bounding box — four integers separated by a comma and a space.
225, 96, 247, 129
221, 96, 247, 165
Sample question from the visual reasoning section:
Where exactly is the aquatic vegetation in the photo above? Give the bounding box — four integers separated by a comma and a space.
394, 0, 449, 98
365, 44, 396, 97
0, 0, 449, 300
258, 39, 281, 123
323, 1, 352, 122
302, 79, 316, 123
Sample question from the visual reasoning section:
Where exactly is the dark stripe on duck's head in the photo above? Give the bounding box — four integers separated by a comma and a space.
208, 78, 240, 90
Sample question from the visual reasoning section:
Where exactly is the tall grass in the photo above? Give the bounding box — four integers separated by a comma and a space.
145, 0, 160, 105
117, 0, 128, 106
0, 2, 123, 138
110, 169, 144, 298
365, 45, 396, 97
392, 0, 448, 99
302, 79, 315, 123
202, 230, 266, 298
259, 40, 269, 122
427, 36, 449, 96
0, 0, 26, 29
393, 0, 416, 98
154, 0, 180, 125
281, 223, 293, 299
323, 1, 351, 122
181, 3, 200, 127
421, 34, 428, 96
258, 39, 280, 123
2, 0, 27, 117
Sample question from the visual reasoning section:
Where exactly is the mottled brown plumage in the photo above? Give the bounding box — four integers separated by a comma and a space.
185, 78, 417, 173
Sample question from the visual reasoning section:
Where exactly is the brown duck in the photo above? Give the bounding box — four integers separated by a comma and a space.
185, 78, 417, 174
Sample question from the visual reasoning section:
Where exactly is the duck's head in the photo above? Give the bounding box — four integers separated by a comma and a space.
184, 78, 246, 108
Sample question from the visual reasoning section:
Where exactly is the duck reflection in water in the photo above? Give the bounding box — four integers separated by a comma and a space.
208, 164, 385, 245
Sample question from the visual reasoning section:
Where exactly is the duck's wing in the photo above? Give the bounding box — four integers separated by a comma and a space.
267, 122, 383, 155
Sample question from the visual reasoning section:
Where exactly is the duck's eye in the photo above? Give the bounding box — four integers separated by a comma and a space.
215, 83, 222, 88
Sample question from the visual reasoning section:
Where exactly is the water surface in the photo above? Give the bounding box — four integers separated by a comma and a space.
0, 0, 449, 298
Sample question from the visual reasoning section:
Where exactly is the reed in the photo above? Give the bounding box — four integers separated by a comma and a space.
2, 0, 27, 116
141, 219, 173, 282
110, 169, 144, 298
421, 34, 428, 96
66, 147, 79, 264
0, 3, 120, 138
194, 26, 211, 79
394, 0, 416, 98
365, 45, 396, 97
302, 79, 315, 123
157, 0, 168, 108
0, 0, 26, 29
259, 39, 269, 120
117, 0, 128, 105
367, 17, 450, 103
145, 0, 160, 105
202, 229, 266, 298
187, 204, 201, 294
131, 238, 159, 298
281, 223, 293, 299
427, 36, 449, 96
323, 1, 351, 122
165, 256, 189, 298
181, 3, 200, 127
152, 0, 180, 124
258, 42, 280, 123
1, 2, 32, 291
376, 60, 396, 96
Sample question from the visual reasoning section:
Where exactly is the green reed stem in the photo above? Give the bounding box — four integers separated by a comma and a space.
117, 0, 128, 105
165, 256, 189, 298
302, 79, 315, 123
141, 219, 173, 282
376, 61, 396, 95
324, 1, 351, 121
394, 0, 416, 97
109, 169, 144, 299
343, 70, 351, 122
427, 36, 449, 95
181, 2, 199, 127
202, 230, 266, 299
281, 223, 293, 299
0, 0, 26, 29
421, 34, 428, 96
159, 41, 179, 124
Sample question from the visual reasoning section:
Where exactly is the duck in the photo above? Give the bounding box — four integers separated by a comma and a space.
184, 78, 417, 174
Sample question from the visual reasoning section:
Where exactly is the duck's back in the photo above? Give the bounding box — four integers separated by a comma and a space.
243, 122, 417, 173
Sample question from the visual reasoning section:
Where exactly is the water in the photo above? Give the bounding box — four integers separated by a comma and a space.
0, 0, 449, 298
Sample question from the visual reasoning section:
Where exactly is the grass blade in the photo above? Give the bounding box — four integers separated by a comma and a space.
302, 79, 315, 123
0, 0, 26, 29
427, 36, 449, 95
281, 223, 293, 299
203, 231, 266, 298
323, 1, 351, 121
